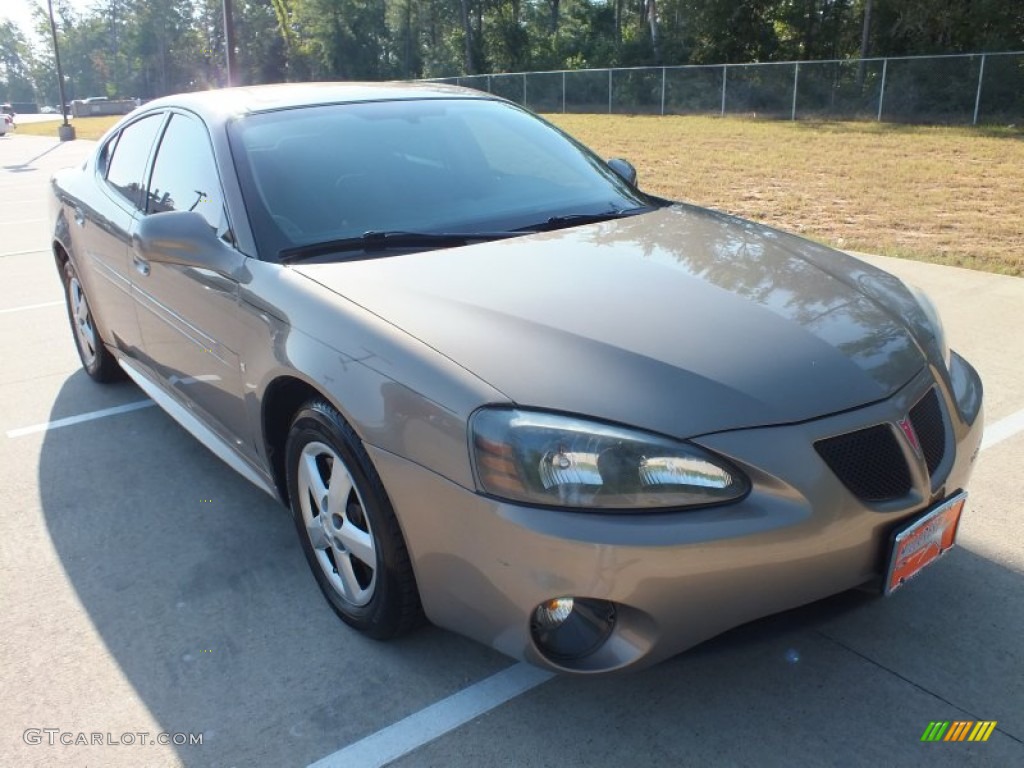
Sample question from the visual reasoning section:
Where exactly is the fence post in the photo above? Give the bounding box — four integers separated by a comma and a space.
973, 54, 986, 125
522, 72, 527, 105
608, 69, 613, 114
791, 62, 799, 120
487, 74, 492, 93
562, 71, 566, 113
660, 67, 666, 115
720, 64, 728, 116
877, 58, 888, 121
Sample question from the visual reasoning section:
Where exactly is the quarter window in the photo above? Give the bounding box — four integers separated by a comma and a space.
105, 113, 163, 209
147, 113, 225, 232
97, 132, 119, 176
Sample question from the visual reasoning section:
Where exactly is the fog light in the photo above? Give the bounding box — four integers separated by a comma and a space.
530, 597, 616, 662
535, 597, 574, 628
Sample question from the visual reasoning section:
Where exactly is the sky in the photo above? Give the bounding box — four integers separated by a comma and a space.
1, 0, 94, 40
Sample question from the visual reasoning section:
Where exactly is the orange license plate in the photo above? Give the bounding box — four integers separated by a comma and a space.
885, 492, 967, 595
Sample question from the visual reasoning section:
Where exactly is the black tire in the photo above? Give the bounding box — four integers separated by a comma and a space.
285, 399, 422, 639
61, 258, 122, 382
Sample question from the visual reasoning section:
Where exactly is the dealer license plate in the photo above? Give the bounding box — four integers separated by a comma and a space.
884, 491, 967, 595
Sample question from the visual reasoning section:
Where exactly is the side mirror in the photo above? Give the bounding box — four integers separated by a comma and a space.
607, 158, 637, 187
133, 210, 241, 278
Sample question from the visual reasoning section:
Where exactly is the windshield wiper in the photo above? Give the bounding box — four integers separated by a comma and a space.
519, 206, 654, 232
280, 230, 522, 263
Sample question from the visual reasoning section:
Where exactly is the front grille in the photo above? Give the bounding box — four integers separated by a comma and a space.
815, 425, 912, 502
909, 388, 946, 477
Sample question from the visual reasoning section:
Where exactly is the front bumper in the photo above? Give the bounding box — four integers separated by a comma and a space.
369, 356, 983, 674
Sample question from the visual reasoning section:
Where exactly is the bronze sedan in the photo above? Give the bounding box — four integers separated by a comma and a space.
49, 84, 983, 673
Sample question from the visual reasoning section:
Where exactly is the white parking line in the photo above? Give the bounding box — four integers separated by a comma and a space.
305, 404, 1024, 768
0, 300, 63, 314
0, 248, 48, 258
307, 664, 554, 768
5, 400, 155, 438
981, 407, 1024, 451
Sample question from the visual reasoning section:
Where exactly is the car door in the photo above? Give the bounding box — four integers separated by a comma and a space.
131, 110, 253, 457
72, 112, 164, 354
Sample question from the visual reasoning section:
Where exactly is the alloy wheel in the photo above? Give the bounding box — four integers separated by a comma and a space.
297, 441, 377, 606
68, 275, 98, 366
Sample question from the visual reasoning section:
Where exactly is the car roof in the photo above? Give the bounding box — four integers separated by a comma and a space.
141, 82, 496, 124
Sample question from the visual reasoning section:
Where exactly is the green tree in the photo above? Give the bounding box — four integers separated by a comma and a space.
0, 20, 37, 102
12, 0, 1024, 101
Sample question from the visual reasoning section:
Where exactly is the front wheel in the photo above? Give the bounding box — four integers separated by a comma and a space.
285, 399, 422, 639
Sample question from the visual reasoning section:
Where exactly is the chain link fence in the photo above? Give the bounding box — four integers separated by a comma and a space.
429, 51, 1024, 124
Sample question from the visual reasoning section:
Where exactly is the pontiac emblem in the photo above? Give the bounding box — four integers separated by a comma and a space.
897, 416, 921, 456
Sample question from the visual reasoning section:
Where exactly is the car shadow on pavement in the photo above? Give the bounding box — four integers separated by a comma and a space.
37, 377, 509, 767
409, 553, 1023, 768
38, 377, 1024, 767
38, 370, 143, 422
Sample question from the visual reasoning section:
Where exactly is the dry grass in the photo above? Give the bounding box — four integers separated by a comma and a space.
15, 115, 122, 141
547, 114, 1024, 276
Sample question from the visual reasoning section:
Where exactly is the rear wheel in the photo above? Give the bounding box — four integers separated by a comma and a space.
285, 399, 422, 639
61, 259, 122, 382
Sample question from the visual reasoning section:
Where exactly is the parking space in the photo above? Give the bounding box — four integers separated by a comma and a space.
1, 134, 1022, 768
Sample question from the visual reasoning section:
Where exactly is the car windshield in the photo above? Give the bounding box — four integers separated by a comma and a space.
227, 98, 655, 260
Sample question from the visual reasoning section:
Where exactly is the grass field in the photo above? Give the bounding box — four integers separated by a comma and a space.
15, 115, 122, 141
16, 113, 1024, 275
547, 115, 1024, 276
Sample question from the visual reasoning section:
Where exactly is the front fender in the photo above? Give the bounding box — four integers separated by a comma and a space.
239, 258, 508, 491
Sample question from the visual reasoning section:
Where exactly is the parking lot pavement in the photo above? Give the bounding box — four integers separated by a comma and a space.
6, 113, 66, 127
1, 133, 1022, 768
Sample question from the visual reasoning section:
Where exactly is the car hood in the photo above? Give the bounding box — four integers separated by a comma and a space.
294, 205, 926, 438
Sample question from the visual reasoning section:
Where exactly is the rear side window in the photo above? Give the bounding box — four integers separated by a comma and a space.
105, 113, 163, 209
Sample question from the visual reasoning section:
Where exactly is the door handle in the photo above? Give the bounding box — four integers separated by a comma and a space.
73, 206, 85, 227
133, 255, 150, 277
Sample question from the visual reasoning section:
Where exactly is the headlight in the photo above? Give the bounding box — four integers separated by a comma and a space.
907, 284, 950, 368
470, 408, 749, 510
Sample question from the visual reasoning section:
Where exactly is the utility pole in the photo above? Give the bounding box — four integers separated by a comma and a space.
458, 0, 475, 74
223, 0, 237, 86
47, 0, 75, 141
857, 0, 874, 88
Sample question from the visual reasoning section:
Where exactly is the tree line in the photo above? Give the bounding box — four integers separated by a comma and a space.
1, 1, 1022, 105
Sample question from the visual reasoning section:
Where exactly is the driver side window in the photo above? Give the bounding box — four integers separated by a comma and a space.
147, 113, 228, 236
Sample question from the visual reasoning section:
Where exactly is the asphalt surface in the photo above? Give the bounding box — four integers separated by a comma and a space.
1, 133, 1022, 768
